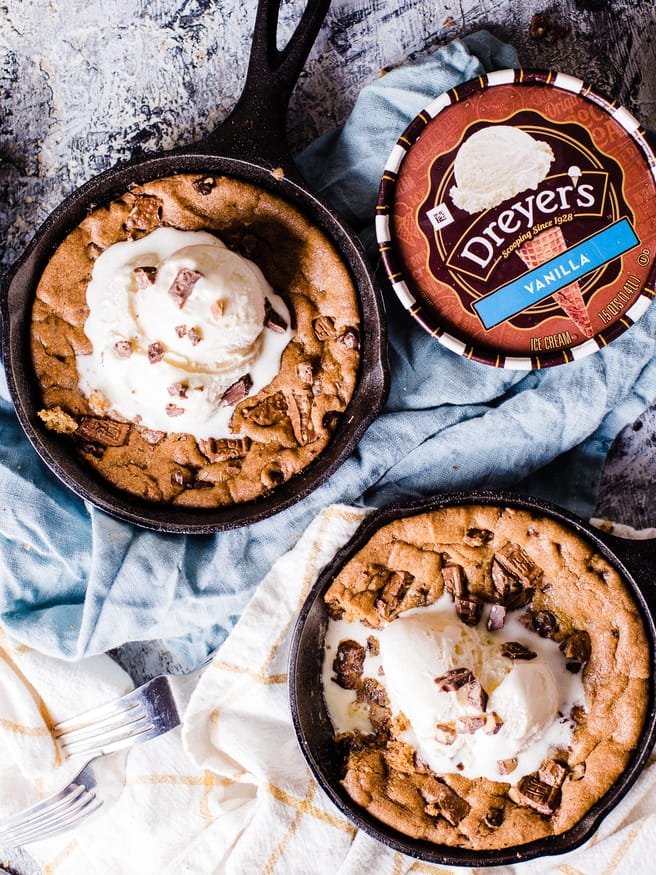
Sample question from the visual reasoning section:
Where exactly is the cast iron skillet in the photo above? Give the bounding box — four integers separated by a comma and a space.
289, 490, 656, 867
0, 0, 389, 534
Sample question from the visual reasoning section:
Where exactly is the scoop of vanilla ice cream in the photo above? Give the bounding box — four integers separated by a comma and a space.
77, 227, 293, 439
488, 661, 559, 754
450, 125, 554, 214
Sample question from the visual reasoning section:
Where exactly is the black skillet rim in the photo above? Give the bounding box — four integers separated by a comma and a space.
288, 489, 656, 867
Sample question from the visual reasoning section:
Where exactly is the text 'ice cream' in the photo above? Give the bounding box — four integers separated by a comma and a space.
450, 125, 555, 214
77, 227, 293, 439
323, 598, 584, 783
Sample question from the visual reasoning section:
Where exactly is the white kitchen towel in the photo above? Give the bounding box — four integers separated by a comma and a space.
3, 506, 655, 874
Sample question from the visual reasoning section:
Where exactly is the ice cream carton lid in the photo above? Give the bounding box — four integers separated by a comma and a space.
377, 69, 656, 369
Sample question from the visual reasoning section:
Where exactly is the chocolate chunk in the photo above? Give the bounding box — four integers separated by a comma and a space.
79, 441, 104, 458
501, 641, 537, 660
136, 426, 165, 445
539, 759, 568, 788
495, 542, 543, 588
168, 268, 203, 308
264, 297, 288, 333
332, 639, 366, 690
464, 679, 488, 712
188, 327, 203, 345
420, 777, 471, 826
312, 315, 336, 341
192, 176, 215, 195
366, 636, 380, 656
221, 374, 253, 407
126, 195, 162, 232
337, 327, 360, 349
491, 557, 521, 603
509, 775, 561, 816
463, 527, 493, 547
434, 668, 474, 692
198, 437, 251, 463
175, 324, 187, 338
483, 712, 504, 735
113, 340, 133, 359
560, 630, 591, 673
245, 392, 288, 426
75, 417, 130, 447
286, 389, 316, 447
133, 265, 157, 289
505, 586, 535, 610
375, 570, 415, 621
167, 382, 188, 398
435, 723, 457, 745
170, 469, 192, 487
484, 807, 505, 829
487, 604, 507, 631
442, 564, 467, 599
165, 403, 185, 417
147, 341, 166, 363
322, 410, 341, 432
497, 757, 518, 775
192, 478, 214, 489
455, 596, 483, 626
532, 610, 559, 638
296, 360, 315, 384
455, 715, 486, 734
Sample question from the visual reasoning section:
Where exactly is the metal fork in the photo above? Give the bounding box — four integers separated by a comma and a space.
53, 670, 199, 760
0, 758, 111, 848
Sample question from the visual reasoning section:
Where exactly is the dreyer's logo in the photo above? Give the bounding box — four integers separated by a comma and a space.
444, 170, 608, 279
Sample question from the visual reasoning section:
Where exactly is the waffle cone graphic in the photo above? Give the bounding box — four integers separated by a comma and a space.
517, 226, 594, 338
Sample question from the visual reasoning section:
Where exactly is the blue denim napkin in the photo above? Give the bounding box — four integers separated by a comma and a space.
2, 32, 656, 663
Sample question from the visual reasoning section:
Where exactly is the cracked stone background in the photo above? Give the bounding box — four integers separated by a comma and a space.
0, 0, 655, 872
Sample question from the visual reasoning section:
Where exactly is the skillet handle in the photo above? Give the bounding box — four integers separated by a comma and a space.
594, 528, 656, 618
193, 0, 331, 168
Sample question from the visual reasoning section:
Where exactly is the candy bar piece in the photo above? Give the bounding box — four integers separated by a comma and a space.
501, 641, 537, 660
113, 340, 133, 359
192, 176, 215, 195
147, 341, 166, 363
455, 596, 483, 626
133, 266, 157, 289
188, 327, 203, 346
375, 570, 415, 622
483, 712, 504, 735
244, 392, 287, 426
264, 297, 288, 333
435, 723, 457, 745
198, 437, 251, 463
442, 563, 467, 598
221, 374, 253, 407
337, 327, 360, 349
487, 604, 506, 631
495, 542, 544, 587
312, 315, 336, 341
420, 777, 471, 826
332, 639, 366, 690
296, 360, 315, 384
497, 757, 518, 775
539, 759, 568, 788
464, 679, 488, 712
168, 268, 203, 308
434, 668, 474, 691
126, 195, 162, 233
75, 417, 130, 447
167, 382, 188, 398
463, 527, 493, 547
509, 774, 561, 816
285, 389, 316, 447
165, 403, 185, 417
532, 610, 559, 637
455, 715, 486, 734
560, 630, 591, 673
484, 807, 505, 829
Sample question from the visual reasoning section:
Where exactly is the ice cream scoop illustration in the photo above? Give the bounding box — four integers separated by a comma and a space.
450, 125, 554, 214
450, 126, 593, 337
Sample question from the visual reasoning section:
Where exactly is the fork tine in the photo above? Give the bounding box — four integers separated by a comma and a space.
0, 761, 102, 848
60, 714, 155, 759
